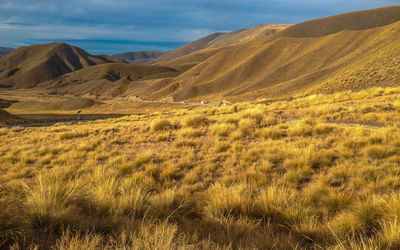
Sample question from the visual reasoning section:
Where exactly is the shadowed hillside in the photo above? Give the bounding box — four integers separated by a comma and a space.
0, 47, 14, 56
0, 98, 17, 108
0, 42, 125, 89
0, 108, 22, 124
39, 63, 180, 97
114, 51, 164, 64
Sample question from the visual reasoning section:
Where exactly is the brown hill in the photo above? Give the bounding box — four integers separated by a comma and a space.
206, 24, 292, 48
155, 33, 225, 63
155, 24, 290, 63
9, 98, 96, 111
0, 108, 23, 124
114, 51, 164, 64
0, 98, 18, 108
38, 63, 180, 97
148, 5, 400, 101
0, 47, 14, 56
279, 5, 400, 38
0, 42, 125, 89
3, 6, 400, 102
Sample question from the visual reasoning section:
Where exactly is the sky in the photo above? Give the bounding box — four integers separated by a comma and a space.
0, 0, 398, 55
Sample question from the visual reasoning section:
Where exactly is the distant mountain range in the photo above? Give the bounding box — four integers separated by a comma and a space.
1, 5, 400, 102
0, 47, 14, 56
113, 51, 164, 64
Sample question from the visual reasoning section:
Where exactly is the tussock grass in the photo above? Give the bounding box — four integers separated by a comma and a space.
59, 132, 89, 140
183, 115, 210, 128
179, 127, 205, 138
205, 183, 254, 218
54, 229, 103, 250
209, 123, 236, 137
3, 86, 400, 248
149, 188, 185, 219
151, 119, 177, 132
23, 173, 86, 231
366, 145, 392, 159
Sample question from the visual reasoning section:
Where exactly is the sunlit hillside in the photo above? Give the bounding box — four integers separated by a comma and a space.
2, 86, 400, 249
164, 6, 400, 101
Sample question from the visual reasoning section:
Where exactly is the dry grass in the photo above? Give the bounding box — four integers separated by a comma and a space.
2, 86, 400, 248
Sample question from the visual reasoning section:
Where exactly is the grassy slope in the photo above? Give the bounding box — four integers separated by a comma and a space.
113, 51, 165, 64
206, 24, 292, 48
155, 33, 226, 63
157, 6, 400, 101
0, 47, 14, 56
155, 24, 290, 64
0, 42, 125, 88
38, 63, 180, 97
2, 85, 400, 249
0, 108, 23, 125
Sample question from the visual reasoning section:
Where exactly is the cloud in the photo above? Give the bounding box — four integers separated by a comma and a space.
0, 0, 398, 54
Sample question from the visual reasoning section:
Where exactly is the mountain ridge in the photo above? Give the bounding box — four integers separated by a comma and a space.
113, 51, 164, 64
0, 47, 14, 56
0, 42, 125, 88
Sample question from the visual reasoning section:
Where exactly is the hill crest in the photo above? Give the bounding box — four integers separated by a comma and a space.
114, 51, 164, 64
0, 47, 14, 56
0, 42, 124, 88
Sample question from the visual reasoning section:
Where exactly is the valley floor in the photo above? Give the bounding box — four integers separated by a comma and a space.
1, 86, 400, 249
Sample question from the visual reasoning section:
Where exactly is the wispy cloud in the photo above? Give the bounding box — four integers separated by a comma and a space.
0, 0, 397, 54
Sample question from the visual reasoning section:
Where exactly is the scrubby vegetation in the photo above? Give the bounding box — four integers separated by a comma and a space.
2, 86, 400, 249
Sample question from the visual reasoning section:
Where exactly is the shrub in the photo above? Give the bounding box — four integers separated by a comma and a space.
238, 118, 256, 136
160, 165, 183, 181
122, 221, 187, 249
288, 122, 313, 137
240, 111, 266, 128
134, 152, 158, 167
355, 198, 385, 234
254, 185, 292, 222
149, 188, 185, 219
151, 119, 176, 132
23, 174, 85, 231
214, 142, 231, 153
205, 182, 254, 218
175, 140, 197, 148
366, 145, 391, 159
322, 192, 352, 214
329, 212, 362, 238
184, 115, 210, 128
344, 139, 367, 149
156, 134, 169, 142
368, 136, 383, 144
90, 168, 118, 216
0, 128, 8, 136
179, 128, 205, 138
314, 123, 334, 135
380, 219, 400, 249
0, 198, 22, 248
115, 178, 149, 217
209, 123, 236, 137
59, 132, 89, 140
54, 229, 103, 250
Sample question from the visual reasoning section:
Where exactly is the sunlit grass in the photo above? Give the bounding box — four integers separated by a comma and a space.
2, 86, 400, 248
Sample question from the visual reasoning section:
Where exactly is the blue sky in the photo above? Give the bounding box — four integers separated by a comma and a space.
0, 0, 398, 54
